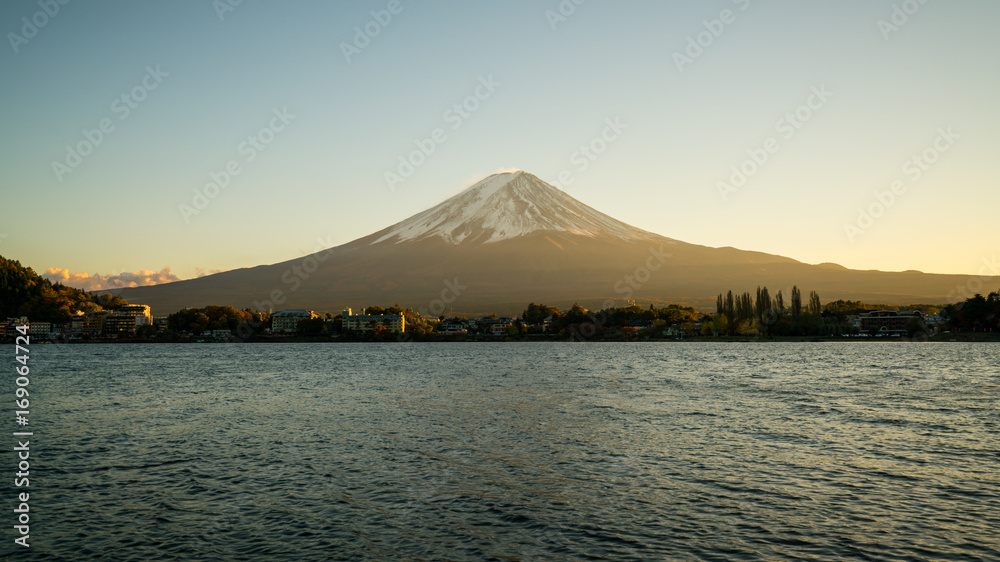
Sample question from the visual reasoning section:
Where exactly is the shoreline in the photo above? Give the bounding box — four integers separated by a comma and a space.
10, 333, 998, 344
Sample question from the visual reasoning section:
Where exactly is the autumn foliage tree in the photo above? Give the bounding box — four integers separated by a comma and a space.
167, 305, 257, 334
0, 255, 129, 322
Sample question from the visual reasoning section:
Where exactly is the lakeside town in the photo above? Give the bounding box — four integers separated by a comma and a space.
4, 297, 998, 344
3, 256, 998, 343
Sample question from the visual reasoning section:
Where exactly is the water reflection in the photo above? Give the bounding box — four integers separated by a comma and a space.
3, 342, 997, 560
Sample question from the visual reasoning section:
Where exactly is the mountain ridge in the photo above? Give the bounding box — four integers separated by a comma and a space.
109, 171, 998, 315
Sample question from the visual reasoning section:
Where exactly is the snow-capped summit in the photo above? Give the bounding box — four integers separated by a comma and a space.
372, 171, 661, 245
111, 164, 981, 316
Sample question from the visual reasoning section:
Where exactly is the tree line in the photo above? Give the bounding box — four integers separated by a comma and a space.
5, 251, 994, 340
519, 302, 700, 338
166, 305, 263, 335
710, 286, 842, 337
941, 291, 999, 332
0, 256, 130, 322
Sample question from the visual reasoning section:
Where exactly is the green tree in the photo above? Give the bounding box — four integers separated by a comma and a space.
808, 291, 822, 315
713, 314, 728, 335
298, 318, 328, 336
905, 316, 928, 338
755, 286, 771, 330
736, 318, 760, 336
724, 291, 736, 334
191, 313, 210, 334
523, 302, 561, 324
0, 256, 128, 322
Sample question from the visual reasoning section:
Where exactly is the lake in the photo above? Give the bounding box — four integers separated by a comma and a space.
4, 342, 998, 560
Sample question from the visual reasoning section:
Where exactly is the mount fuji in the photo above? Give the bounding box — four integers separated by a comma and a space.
370, 171, 662, 246
116, 171, 990, 315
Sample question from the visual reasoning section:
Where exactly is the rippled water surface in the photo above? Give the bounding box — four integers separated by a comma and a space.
4, 342, 999, 560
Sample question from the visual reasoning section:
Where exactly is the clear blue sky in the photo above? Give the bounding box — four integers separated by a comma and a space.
2, 0, 998, 289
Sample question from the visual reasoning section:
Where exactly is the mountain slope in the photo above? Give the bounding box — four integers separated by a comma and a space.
370, 171, 664, 245
112, 171, 998, 315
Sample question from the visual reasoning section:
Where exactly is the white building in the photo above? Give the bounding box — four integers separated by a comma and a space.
342, 308, 405, 333
490, 320, 513, 336
271, 310, 319, 333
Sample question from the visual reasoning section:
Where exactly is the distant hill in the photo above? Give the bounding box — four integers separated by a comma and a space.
0, 256, 129, 322
110, 171, 998, 316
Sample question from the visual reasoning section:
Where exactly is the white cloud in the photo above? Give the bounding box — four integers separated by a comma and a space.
194, 267, 230, 278
43, 266, 180, 291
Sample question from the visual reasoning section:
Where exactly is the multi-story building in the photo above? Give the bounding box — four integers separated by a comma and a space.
439, 321, 468, 334
271, 309, 319, 333
116, 305, 152, 327
4, 317, 28, 338
29, 322, 52, 338
105, 315, 137, 336
104, 305, 153, 336
153, 315, 170, 331
342, 308, 405, 333
860, 310, 923, 336
70, 314, 87, 335
83, 311, 111, 336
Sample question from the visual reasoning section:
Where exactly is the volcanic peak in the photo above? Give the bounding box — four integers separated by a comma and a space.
372, 171, 660, 246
